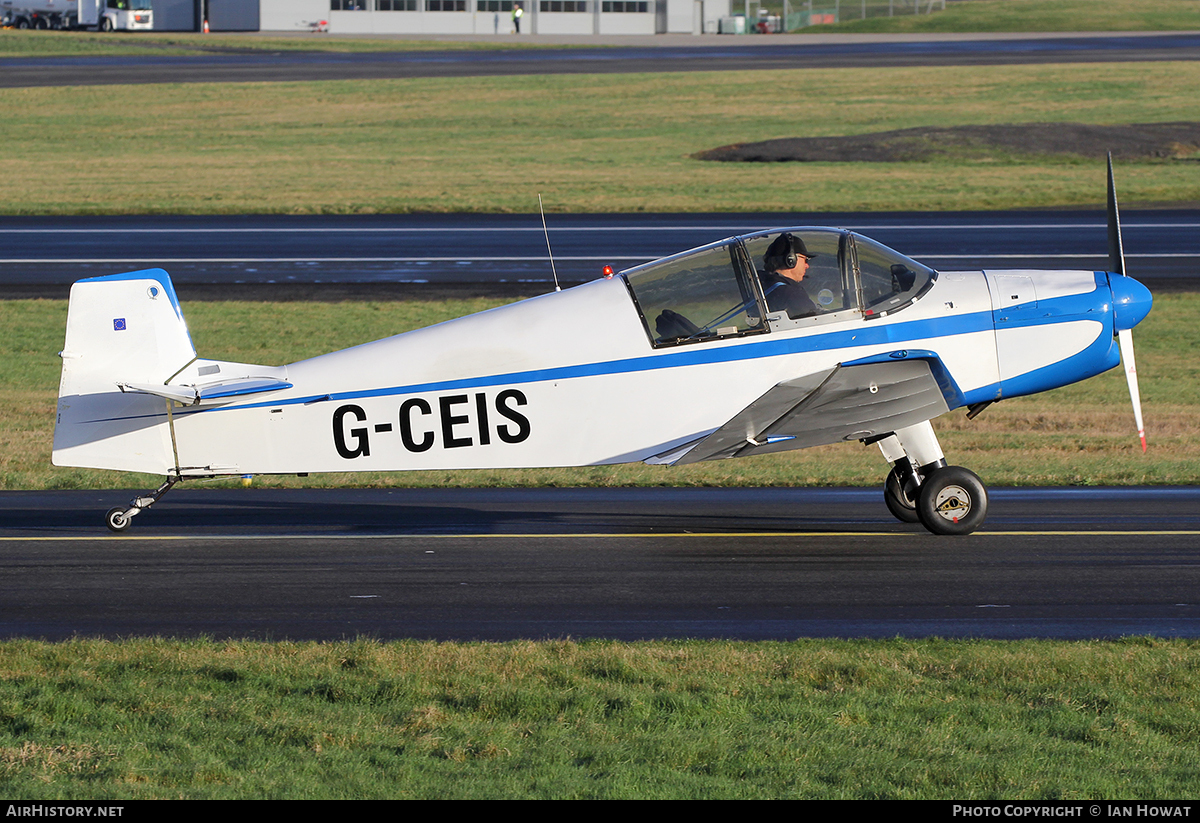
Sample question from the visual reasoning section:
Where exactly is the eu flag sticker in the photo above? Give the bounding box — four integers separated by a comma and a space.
113, 318, 126, 331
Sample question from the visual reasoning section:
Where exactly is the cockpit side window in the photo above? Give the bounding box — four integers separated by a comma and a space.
622, 241, 765, 347
743, 230, 851, 328
852, 234, 937, 319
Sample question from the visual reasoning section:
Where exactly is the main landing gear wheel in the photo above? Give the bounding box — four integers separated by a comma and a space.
916, 466, 987, 536
883, 466, 920, 524
106, 507, 131, 533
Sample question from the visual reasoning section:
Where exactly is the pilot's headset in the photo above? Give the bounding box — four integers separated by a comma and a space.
763, 232, 802, 272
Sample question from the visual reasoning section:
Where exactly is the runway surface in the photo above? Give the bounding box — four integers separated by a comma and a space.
2, 486, 1198, 641
2, 32, 1199, 88
2, 210, 1196, 298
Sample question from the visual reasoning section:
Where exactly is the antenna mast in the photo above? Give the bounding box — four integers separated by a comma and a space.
539, 194, 561, 293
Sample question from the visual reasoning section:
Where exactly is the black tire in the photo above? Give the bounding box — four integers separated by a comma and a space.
100, 17, 113, 32
16, 18, 30, 29
916, 466, 987, 536
883, 466, 920, 523
106, 507, 131, 533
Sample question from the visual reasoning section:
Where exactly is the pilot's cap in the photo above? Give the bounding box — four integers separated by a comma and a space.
764, 232, 816, 271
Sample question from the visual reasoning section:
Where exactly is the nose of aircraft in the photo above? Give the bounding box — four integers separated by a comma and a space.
1109, 273, 1153, 331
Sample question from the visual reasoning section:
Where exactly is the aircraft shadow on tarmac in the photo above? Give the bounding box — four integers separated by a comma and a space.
4, 488, 904, 536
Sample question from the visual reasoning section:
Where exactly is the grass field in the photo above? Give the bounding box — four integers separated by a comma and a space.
2, 61, 1199, 214
2, 636, 1199, 799
3, 293, 1196, 491
804, 0, 1200, 34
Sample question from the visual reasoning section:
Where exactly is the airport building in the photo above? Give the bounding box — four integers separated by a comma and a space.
154, 0, 736, 36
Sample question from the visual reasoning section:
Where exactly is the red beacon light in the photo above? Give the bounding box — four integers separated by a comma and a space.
603, 265, 614, 279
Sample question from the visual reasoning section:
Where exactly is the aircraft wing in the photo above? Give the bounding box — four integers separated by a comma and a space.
673, 358, 952, 465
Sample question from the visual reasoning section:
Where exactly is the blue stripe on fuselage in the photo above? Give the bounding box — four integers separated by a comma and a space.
222, 308, 1000, 415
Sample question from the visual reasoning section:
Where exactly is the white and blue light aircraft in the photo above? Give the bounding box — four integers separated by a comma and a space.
53, 160, 1153, 535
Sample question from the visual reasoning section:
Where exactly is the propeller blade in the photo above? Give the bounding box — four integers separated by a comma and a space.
1108, 155, 1146, 451
1118, 328, 1146, 452
1106, 151, 1126, 277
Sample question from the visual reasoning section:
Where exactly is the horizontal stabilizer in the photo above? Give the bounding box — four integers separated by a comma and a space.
118, 377, 294, 406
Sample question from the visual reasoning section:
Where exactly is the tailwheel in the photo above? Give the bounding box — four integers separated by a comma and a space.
105, 507, 132, 533
883, 466, 920, 523
916, 466, 987, 536
101, 476, 180, 533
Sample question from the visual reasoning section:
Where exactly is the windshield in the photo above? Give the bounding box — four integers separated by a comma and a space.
110, 0, 152, 10
622, 241, 764, 347
852, 234, 936, 318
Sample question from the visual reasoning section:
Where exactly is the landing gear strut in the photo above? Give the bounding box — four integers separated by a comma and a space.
105, 475, 180, 533
874, 421, 988, 535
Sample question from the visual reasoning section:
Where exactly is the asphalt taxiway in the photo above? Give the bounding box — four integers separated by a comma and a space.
2, 31, 1199, 88
2, 487, 1198, 641
2, 210, 1197, 298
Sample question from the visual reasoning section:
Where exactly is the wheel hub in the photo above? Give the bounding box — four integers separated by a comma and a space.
933, 485, 972, 523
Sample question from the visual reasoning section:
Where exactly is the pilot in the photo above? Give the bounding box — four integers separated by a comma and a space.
760, 232, 819, 319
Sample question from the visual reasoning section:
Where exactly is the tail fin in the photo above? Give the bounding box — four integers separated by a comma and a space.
53, 270, 196, 475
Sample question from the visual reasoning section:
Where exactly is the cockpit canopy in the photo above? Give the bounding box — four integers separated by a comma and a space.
622, 228, 936, 348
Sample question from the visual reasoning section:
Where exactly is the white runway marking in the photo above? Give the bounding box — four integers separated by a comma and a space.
2, 253, 1193, 264
6, 222, 1200, 234
2, 530, 1199, 542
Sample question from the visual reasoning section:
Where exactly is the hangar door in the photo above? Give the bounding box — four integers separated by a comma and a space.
152, 0, 260, 31
206, 0, 260, 31
152, 0, 199, 30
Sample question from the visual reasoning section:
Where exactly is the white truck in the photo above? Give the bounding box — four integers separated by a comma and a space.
1, 0, 152, 30
79, 0, 153, 31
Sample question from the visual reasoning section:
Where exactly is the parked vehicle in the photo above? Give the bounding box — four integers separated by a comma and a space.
2, 0, 78, 29
79, 0, 152, 30
2, 0, 150, 30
